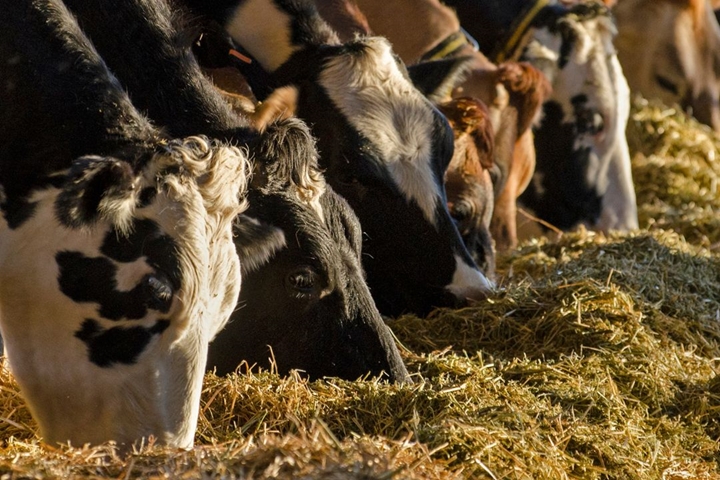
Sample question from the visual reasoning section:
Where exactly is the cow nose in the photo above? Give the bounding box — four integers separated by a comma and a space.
445, 254, 494, 304
690, 90, 720, 133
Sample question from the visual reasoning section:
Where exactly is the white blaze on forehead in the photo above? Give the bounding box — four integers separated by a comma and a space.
226, 0, 299, 71
319, 37, 443, 225
446, 254, 494, 298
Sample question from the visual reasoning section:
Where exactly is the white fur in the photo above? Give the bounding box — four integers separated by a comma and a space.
319, 37, 443, 225
0, 137, 248, 449
446, 254, 494, 299
525, 15, 637, 232
225, 0, 300, 71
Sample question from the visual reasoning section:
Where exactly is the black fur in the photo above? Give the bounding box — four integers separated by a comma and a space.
210, 120, 410, 381
0, 0, 160, 231
194, 0, 488, 316
75, 318, 170, 367
61, 0, 411, 381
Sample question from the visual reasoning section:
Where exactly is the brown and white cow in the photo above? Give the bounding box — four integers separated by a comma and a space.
447, 0, 638, 235
0, 0, 248, 448
613, 0, 720, 132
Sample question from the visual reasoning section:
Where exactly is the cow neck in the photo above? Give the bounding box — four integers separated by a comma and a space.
492, 0, 551, 63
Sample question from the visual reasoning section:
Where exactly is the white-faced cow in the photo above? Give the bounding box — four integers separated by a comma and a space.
181, 0, 493, 317
61, 0, 410, 381
445, 0, 638, 235
0, 0, 248, 448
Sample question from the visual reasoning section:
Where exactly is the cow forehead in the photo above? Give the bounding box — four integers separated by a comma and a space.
318, 38, 443, 225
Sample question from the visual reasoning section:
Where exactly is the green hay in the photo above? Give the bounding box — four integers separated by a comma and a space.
0, 96, 720, 478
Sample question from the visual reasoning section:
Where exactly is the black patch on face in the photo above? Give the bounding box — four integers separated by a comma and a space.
523, 100, 603, 229
2, 198, 37, 229
75, 318, 170, 367
56, 251, 174, 319
56, 218, 180, 321
137, 187, 157, 208
100, 218, 181, 290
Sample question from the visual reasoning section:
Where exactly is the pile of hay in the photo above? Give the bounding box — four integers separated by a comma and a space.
0, 97, 719, 479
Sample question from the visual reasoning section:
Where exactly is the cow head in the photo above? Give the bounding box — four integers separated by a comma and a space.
209, 118, 410, 382
0, 137, 248, 449
437, 97, 496, 275
518, 2, 638, 233
613, 0, 720, 132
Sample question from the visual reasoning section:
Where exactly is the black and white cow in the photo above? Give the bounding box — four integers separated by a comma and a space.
445, 0, 638, 234
61, 0, 411, 381
210, 120, 410, 381
0, 0, 248, 448
181, 0, 493, 317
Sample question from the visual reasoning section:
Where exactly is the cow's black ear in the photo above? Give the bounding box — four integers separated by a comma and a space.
407, 56, 473, 104
233, 215, 287, 274
55, 155, 136, 229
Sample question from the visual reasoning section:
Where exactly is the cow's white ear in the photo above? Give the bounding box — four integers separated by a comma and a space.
407, 56, 473, 104
232, 215, 287, 274
55, 155, 137, 231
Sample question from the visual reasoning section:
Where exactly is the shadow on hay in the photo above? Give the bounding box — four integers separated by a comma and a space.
390, 231, 720, 361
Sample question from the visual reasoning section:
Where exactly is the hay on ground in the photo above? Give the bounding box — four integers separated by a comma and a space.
0, 97, 719, 479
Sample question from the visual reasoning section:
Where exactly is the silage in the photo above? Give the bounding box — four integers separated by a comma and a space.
0, 97, 719, 478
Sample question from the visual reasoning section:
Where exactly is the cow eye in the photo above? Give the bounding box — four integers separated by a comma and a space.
452, 201, 474, 223
655, 74, 680, 96
286, 267, 318, 294
143, 272, 174, 312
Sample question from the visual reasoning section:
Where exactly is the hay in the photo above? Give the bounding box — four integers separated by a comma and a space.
1, 96, 720, 478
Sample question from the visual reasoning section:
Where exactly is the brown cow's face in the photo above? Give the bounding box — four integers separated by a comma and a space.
440, 98, 496, 276
614, 0, 720, 131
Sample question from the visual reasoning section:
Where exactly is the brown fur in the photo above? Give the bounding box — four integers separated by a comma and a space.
439, 97, 494, 170
439, 97, 496, 273
314, 0, 371, 40
496, 61, 552, 135
352, 0, 459, 64
490, 129, 536, 251
613, 0, 720, 131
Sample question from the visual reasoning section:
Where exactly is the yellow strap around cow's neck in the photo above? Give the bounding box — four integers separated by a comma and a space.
493, 0, 551, 63
420, 27, 479, 62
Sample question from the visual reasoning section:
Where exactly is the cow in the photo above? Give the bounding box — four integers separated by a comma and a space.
437, 97, 496, 274
0, 0, 249, 448
61, 0, 411, 381
612, 0, 720, 132
180, 0, 494, 317
444, 0, 639, 235
210, 120, 410, 380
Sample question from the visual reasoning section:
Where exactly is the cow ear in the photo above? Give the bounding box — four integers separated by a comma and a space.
407, 56, 473, 104
56, 155, 137, 231
233, 215, 287, 274
251, 86, 299, 131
